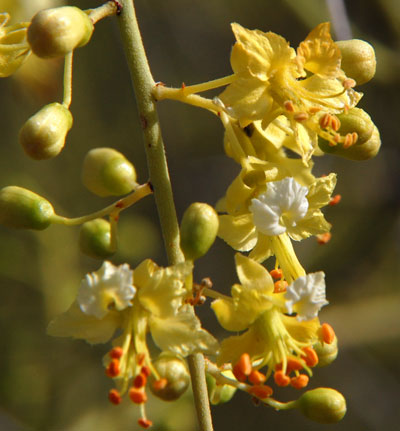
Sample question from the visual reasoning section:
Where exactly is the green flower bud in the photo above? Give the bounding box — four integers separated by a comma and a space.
297, 388, 346, 424
337, 39, 376, 85
19, 103, 73, 160
313, 336, 338, 367
206, 371, 237, 405
180, 202, 219, 261
149, 353, 190, 401
0, 186, 54, 230
82, 148, 137, 197
27, 6, 94, 58
79, 218, 115, 259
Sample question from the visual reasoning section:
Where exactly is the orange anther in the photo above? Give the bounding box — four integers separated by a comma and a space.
237, 353, 252, 376
319, 114, 331, 129
329, 194, 342, 206
270, 268, 283, 279
302, 346, 319, 367
108, 389, 122, 405
181, 82, 186, 89
294, 112, 309, 122
274, 370, 290, 387
133, 373, 148, 389
248, 384, 273, 399
152, 378, 168, 391
317, 232, 332, 245
138, 418, 153, 429
129, 388, 147, 404
141, 366, 151, 377
343, 133, 353, 149
284, 100, 295, 112
290, 374, 309, 389
343, 78, 356, 89
286, 358, 303, 372
248, 370, 267, 385
352, 132, 358, 144
136, 353, 146, 366
309, 106, 322, 114
274, 280, 288, 293
330, 116, 341, 132
321, 323, 335, 344
333, 133, 340, 143
106, 359, 120, 378
109, 347, 123, 359
232, 364, 247, 383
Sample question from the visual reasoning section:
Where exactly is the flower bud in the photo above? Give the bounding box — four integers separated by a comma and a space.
296, 388, 346, 424
337, 39, 376, 85
0, 186, 54, 230
79, 218, 115, 259
313, 336, 338, 367
180, 202, 219, 261
149, 353, 190, 401
206, 371, 237, 405
19, 103, 73, 160
82, 148, 137, 197
27, 6, 94, 58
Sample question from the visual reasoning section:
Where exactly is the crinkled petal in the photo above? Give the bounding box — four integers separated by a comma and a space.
149, 305, 219, 356
307, 173, 337, 209
47, 301, 121, 344
218, 214, 257, 251
289, 210, 331, 240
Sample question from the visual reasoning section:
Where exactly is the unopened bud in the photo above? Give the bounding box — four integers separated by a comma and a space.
82, 148, 137, 197
19, 103, 73, 160
296, 387, 346, 424
149, 353, 190, 401
206, 371, 237, 405
0, 186, 54, 230
337, 39, 376, 85
180, 202, 219, 261
313, 336, 338, 367
28, 6, 94, 58
79, 218, 115, 259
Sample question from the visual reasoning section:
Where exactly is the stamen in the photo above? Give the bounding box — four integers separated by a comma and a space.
274, 370, 290, 387
284, 100, 295, 112
109, 347, 123, 359
137, 353, 146, 366
286, 358, 304, 372
330, 115, 341, 132
343, 133, 353, 149
152, 378, 168, 391
247, 384, 273, 399
270, 268, 283, 279
237, 353, 252, 376
248, 370, 267, 385
290, 374, 309, 389
108, 389, 122, 405
133, 372, 148, 389
232, 364, 246, 382
343, 78, 356, 89
321, 323, 335, 344
106, 359, 120, 378
301, 346, 319, 367
319, 114, 331, 129
129, 388, 147, 404
141, 365, 151, 377
274, 280, 288, 293
329, 194, 341, 206
309, 106, 322, 115
138, 418, 153, 429
317, 232, 332, 244
294, 112, 309, 122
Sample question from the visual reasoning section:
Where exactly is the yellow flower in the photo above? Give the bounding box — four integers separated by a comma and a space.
219, 22, 362, 162
212, 254, 332, 389
0, 13, 30, 77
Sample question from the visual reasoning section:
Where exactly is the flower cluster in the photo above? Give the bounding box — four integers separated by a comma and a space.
0, 3, 379, 428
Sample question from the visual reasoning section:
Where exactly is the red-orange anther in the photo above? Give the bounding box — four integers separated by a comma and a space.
141, 365, 151, 377
270, 268, 283, 279
237, 353, 252, 376
106, 359, 120, 378
274, 280, 288, 293
352, 132, 358, 144
274, 371, 290, 387
133, 373, 147, 389
286, 358, 304, 372
108, 389, 122, 405
138, 418, 153, 429
248, 370, 267, 385
302, 346, 319, 367
284, 100, 295, 112
136, 353, 146, 366
343, 133, 354, 148
152, 378, 168, 391
321, 323, 335, 344
248, 384, 273, 399
129, 388, 147, 404
329, 194, 342, 206
330, 115, 341, 132
109, 347, 123, 359
319, 113, 331, 129
317, 232, 332, 245
290, 374, 309, 389
232, 364, 247, 383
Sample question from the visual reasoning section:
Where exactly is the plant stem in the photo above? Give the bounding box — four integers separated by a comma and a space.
116, 2, 213, 430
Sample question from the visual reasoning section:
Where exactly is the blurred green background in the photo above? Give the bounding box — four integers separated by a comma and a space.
0, 0, 399, 429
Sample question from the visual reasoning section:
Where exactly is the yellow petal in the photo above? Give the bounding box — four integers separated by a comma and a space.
289, 210, 331, 240
218, 214, 257, 251
282, 314, 320, 343
249, 234, 273, 262
235, 252, 273, 290
211, 297, 250, 332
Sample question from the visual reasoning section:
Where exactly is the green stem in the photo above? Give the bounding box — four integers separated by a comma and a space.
116, 2, 213, 430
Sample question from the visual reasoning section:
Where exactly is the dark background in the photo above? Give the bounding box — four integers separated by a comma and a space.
0, 0, 399, 429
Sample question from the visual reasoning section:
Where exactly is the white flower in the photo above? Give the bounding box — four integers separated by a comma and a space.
284, 272, 328, 321
77, 261, 135, 319
249, 177, 309, 236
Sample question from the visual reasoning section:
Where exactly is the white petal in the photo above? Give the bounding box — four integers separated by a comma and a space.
284, 272, 328, 321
